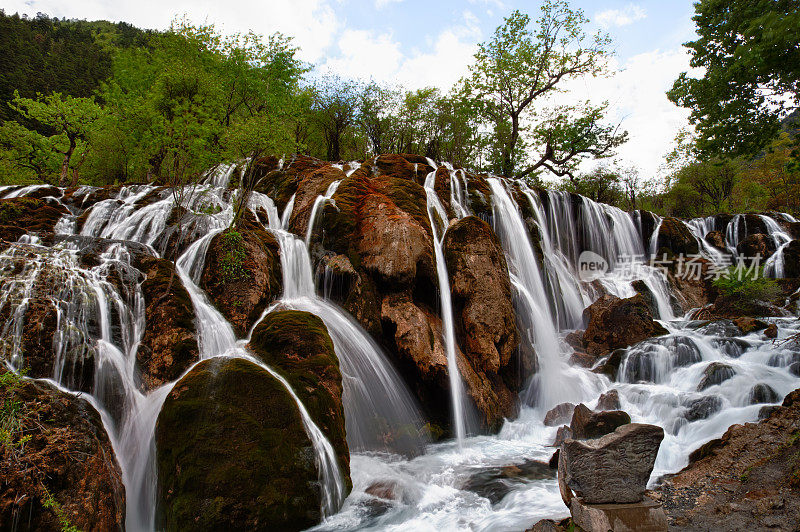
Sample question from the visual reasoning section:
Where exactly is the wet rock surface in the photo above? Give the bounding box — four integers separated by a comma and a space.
569, 403, 631, 440
559, 423, 664, 504
0, 369, 126, 531
654, 390, 800, 530
581, 294, 668, 356
156, 357, 332, 531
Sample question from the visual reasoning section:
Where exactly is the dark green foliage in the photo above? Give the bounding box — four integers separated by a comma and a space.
217, 229, 249, 284
713, 266, 781, 303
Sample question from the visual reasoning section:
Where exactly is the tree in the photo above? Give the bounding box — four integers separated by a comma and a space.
461, 2, 626, 178
311, 75, 360, 161
8, 91, 102, 186
664, 159, 738, 216
668, 0, 800, 158
562, 166, 623, 206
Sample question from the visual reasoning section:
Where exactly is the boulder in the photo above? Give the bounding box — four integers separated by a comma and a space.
732, 317, 768, 334
134, 255, 199, 391
200, 213, 282, 336
748, 383, 779, 404
581, 294, 668, 356
569, 496, 667, 532
156, 357, 344, 530
684, 395, 723, 422
705, 230, 727, 249
570, 403, 631, 440
697, 362, 736, 391
559, 423, 665, 504
544, 402, 576, 427
782, 240, 800, 278
596, 390, 621, 411
0, 369, 125, 530
736, 233, 776, 259
655, 217, 699, 257
0, 197, 68, 243
248, 310, 349, 476
286, 164, 346, 238
462, 460, 554, 505
764, 323, 778, 338
552, 425, 573, 447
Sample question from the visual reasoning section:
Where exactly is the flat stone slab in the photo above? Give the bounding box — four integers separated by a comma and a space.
570, 496, 667, 532
559, 423, 664, 504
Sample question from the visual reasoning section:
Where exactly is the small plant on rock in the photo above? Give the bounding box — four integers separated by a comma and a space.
712, 265, 781, 303
218, 229, 249, 284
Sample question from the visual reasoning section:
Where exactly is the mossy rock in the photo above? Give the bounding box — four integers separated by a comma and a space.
656, 217, 700, 257
249, 310, 350, 486
156, 357, 327, 531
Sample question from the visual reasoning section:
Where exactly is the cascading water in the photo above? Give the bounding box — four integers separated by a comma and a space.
3, 162, 799, 531
423, 169, 468, 446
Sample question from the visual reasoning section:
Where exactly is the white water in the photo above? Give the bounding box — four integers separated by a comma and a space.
424, 169, 468, 446
2, 167, 799, 531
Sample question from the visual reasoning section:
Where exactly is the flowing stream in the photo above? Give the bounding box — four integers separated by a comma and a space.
1, 167, 798, 530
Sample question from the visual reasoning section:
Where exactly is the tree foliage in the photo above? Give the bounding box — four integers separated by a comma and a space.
668, 0, 800, 158
460, 2, 626, 179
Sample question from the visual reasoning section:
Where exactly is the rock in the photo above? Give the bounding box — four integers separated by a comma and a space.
0, 369, 125, 530
764, 323, 778, 338
736, 233, 776, 259
568, 349, 596, 368
255, 154, 328, 212
248, 310, 350, 476
552, 426, 573, 447
732, 317, 768, 334
592, 349, 627, 380
443, 216, 520, 381
569, 496, 667, 532
705, 230, 726, 249
655, 217, 699, 256
365, 481, 399, 501
200, 213, 282, 336
544, 402, 575, 426
287, 164, 346, 238
559, 423, 665, 504
462, 460, 554, 504
596, 390, 621, 411
697, 362, 736, 391
631, 279, 658, 316
581, 294, 668, 356
134, 255, 199, 391
748, 383, 779, 404
570, 403, 631, 440
684, 395, 723, 422
782, 240, 800, 278
156, 357, 343, 530
0, 197, 68, 243
789, 362, 800, 376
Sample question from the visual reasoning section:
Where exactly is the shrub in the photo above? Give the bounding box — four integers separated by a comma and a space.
713, 266, 781, 302
218, 229, 249, 284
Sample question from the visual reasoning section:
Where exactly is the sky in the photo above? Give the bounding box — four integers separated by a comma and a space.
1, 0, 700, 180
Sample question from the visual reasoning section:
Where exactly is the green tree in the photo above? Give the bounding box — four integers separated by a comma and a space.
461, 2, 626, 179
663, 158, 738, 216
668, 0, 800, 158
311, 75, 361, 161
8, 91, 102, 186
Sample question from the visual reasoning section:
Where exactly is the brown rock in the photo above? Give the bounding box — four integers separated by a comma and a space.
569, 496, 667, 532
570, 403, 631, 440
782, 240, 800, 278
287, 164, 346, 238
705, 230, 726, 249
582, 294, 668, 356
764, 323, 778, 338
0, 197, 68, 242
134, 255, 199, 391
736, 233, 776, 259
597, 389, 621, 411
0, 369, 126, 530
200, 213, 282, 336
552, 426, 573, 447
544, 402, 576, 426
655, 217, 699, 256
365, 481, 399, 501
697, 362, 736, 391
443, 216, 521, 395
559, 423, 665, 504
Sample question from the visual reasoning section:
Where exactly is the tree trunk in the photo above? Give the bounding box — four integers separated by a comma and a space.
59, 137, 76, 187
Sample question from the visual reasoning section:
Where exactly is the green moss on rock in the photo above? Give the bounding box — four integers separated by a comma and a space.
156, 357, 326, 531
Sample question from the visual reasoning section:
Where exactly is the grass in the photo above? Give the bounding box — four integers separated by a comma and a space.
0, 369, 31, 452
217, 229, 249, 284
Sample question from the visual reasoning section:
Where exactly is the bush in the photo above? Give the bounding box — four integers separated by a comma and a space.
217, 229, 249, 284
713, 266, 781, 302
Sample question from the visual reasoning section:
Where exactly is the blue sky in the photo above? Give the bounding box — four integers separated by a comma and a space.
2, 0, 700, 179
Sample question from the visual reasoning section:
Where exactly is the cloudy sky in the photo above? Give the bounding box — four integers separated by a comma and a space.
1, 0, 699, 179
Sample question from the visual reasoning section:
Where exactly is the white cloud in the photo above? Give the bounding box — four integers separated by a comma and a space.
318, 11, 480, 90
595, 4, 647, 29
1, 0, 340, 62
374, 0, 403, 9
555, 47, 695, 180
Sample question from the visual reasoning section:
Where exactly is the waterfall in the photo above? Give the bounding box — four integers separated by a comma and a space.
423, 170, 468, 445
306, 180, 342, 245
